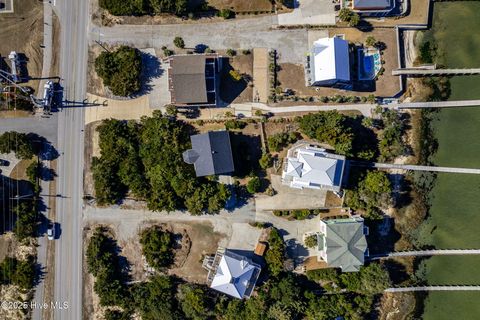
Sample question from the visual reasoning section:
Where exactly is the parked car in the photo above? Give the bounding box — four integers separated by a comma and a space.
47, 224, 55, 240
0, 159, 9, 166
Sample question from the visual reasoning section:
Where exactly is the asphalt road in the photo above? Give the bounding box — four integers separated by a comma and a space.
53, 0, 88, 318
94, 16, 309, 63
0, 115, 58, 145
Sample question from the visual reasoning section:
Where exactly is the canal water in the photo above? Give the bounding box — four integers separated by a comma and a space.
412, 2, 480, 319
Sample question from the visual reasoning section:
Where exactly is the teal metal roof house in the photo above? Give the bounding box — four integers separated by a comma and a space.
318, 216, 369, 272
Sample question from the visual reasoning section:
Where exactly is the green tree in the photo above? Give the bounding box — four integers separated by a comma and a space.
246, 177, 261, 194
265, 228, 285, 276
95, 46, 142, 96
132, 275, 180, 320
13, 200, 37, 241
0, 131, 35, 159
173, 36, 185, 49
178, 284, 211, 320
139, 226, 173, 269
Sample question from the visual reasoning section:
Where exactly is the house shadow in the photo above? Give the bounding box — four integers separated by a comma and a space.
219, 58, 248, 105
230, 132, 262, 178
137, 51, 163, 97
365, 216, 401, 256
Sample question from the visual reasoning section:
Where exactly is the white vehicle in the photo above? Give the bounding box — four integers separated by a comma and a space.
47, 224, 55, 240
8, 51, 19, 83
43, 81, 54, 109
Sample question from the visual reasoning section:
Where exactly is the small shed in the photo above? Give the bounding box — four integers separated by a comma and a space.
254, 242, 267, 256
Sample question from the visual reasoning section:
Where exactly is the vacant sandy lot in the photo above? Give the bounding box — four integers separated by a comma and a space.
0, 0, 43, 95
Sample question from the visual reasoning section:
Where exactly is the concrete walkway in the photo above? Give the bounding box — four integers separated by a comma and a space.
38, 1, 54, 94
371, 162, 480, 175
370, 249, 480, 260
233, 102, 376, 117
395, 100, 480, 109
385, 286, 480, 293
393, 68, 480, 76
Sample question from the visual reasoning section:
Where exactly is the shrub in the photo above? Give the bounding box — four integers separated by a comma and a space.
242, 49, 251, 55
304, 235, 318, 248
267, 132, 298, 152
229, 69, 242, 81
365, 36, 377, 47
173, 36, 185, 49
224, 119, 246, 130
247, 177, 261, 194
259, 153, 273, 169
226, 49, 236, 57
218, 8, 234, 19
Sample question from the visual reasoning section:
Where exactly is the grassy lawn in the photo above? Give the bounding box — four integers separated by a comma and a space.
422, 292, 480, 320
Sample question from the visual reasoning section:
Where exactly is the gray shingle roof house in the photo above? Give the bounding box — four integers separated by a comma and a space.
353, 0, 391, 9
168, 54, 219, 106
318, 216, 369, 272
351, 0, 393, 15
183, 130, 235, 177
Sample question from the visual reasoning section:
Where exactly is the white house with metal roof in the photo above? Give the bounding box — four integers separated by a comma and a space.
282, 145, 346, 192
309, 37, 351, 88
204, 248, 261, 299
318, 216, 369, 272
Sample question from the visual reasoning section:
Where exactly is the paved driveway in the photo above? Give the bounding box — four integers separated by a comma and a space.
255, 175, 327, 211
278, 0, 336, 26
94, 16, 309, 64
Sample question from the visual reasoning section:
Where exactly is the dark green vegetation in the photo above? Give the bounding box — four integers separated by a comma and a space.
273, 208, 323, 220
13, 199, 39, 241
413, 3, 480, 319
0, 256, 36, 290
0, 131, 35, 160
258, 152, 273, 170
267, 131, 299, 152
338, 8, 360, 27
87, 228, 129, 307
0, 132, 41, 241
377, 108, 407, 162
139, 226, 173, 269
99, 0, 187, 16
246, 176, 261, 194
345, 170, 393, 219
92, 112, 230, 214
297, 111, 377, 160
95, 46, 142, 96
304, 235, 317, 248
265, 228, 286, 277
87, 226, 392, 319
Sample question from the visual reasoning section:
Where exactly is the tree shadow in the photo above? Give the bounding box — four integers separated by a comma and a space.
26, 133, 59, 160
137, 51, 163, 96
